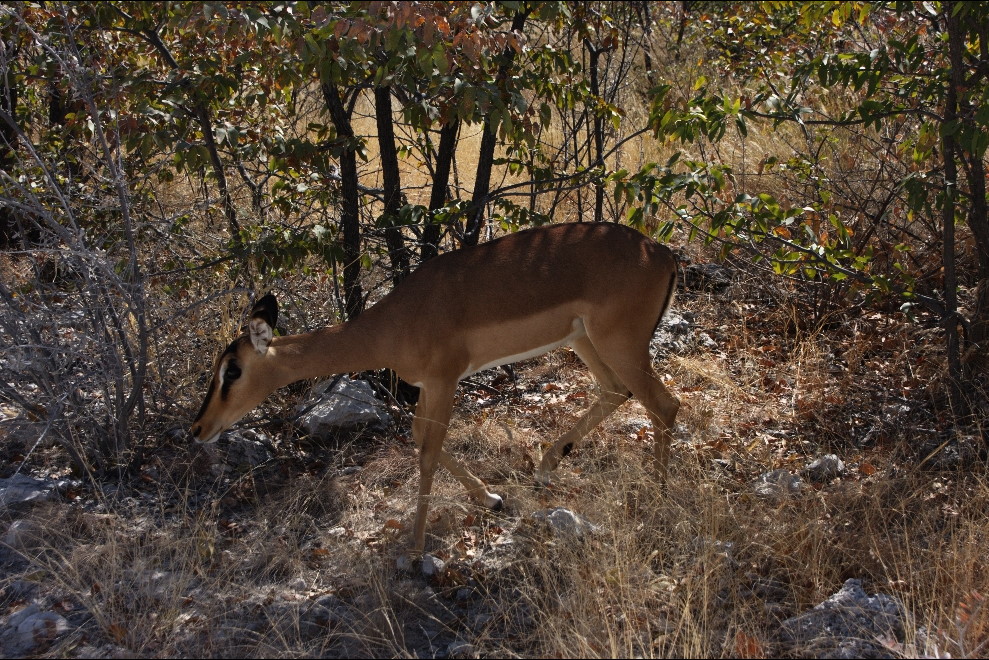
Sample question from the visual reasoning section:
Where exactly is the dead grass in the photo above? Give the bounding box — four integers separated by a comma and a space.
4, 272, 988, 657
2, 19, 986, 659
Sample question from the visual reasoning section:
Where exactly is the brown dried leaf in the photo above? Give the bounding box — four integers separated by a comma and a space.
108, 623, 127, 643
734, 631, 764, 659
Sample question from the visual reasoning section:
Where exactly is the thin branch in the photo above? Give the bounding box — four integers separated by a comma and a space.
671, 201, 948, 317
745, 105, 944, 127
487, 126, 652, 201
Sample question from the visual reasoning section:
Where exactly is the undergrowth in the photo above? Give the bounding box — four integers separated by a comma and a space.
3, 268, 987, 658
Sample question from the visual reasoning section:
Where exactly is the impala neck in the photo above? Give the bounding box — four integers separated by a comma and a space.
266, 311, 394, 388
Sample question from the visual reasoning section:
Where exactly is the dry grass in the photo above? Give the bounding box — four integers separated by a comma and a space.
5, 122, 982, 656
3, 15, 986, 659
4, 275, 988, 658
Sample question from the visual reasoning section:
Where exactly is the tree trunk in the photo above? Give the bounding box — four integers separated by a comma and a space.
423, 119, 459, 261
139, 26, 241, 241
463, 118, 498, 247
321, 81, 364, 320
585, 38, 607, 223
464, 8, 530, 246
195, 104, 241, 239
942, 2, 965, 411
676, 1, 691, 54
636, 1, 656, 87
374, 85, 410, 285
0, 40, 20, 248
966, 153, 989, 357
947, 3, 989, 396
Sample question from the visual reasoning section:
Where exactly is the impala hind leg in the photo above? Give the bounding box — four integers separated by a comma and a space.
437, 451, 503, 511
537, 336, 631, 483
608, 357, 679, 479
584, 328, 680, 480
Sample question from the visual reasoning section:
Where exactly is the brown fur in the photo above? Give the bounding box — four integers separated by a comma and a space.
191, 222, 679, 557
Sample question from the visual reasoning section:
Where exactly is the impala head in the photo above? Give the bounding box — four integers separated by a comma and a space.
190, 294, 279, 444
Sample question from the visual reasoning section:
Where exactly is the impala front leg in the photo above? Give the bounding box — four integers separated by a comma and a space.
409, 382, 456, 556
412, 445, 439, 556
410, 379, 505, 555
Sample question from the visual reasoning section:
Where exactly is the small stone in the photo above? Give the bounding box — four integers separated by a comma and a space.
779, 578, 905, 659
753, 469, 804, 499
421, 554, 446, 577
286, 576, 308, 592
1, 605, 70, 655
804, 454, 845, 483
396, 555, 413, 573
3, 519, 40, 550
682, 263, 733, 291
472, 613, 494, 630
0, 474, 57, 508
531, 507, 599, 539
298, 376, 391, 437
222, 430, 274, 469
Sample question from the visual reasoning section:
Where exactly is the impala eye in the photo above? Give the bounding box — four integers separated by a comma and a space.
225, 363, 241, 381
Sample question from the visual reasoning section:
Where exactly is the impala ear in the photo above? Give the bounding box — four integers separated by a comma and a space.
249, 293, 278, 355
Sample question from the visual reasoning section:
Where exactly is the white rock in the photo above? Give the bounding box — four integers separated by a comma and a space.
222, 430, 274, 468
531, 507, 599, 539
1, 605, 70, 655
447, 640, 477, 658
753, 469, 804, 499
804, 454, 845, 483
298, 376, 391, 437
3, 519, 40, 550
780, 578, 905, 658
421, 553, 446, 577
0, 474, 57, 508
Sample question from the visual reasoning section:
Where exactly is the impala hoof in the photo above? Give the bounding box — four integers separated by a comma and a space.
534, 469, 552, 488
396, 552, 446, 577
484, 492, 504, 511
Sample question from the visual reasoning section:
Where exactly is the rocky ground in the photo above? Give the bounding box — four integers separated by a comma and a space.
0, 262, 973, 658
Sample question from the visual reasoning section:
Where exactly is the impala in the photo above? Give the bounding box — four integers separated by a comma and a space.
191, 222, 680, 556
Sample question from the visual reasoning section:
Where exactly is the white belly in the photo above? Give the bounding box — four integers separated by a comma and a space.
459, 315, 586, 380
